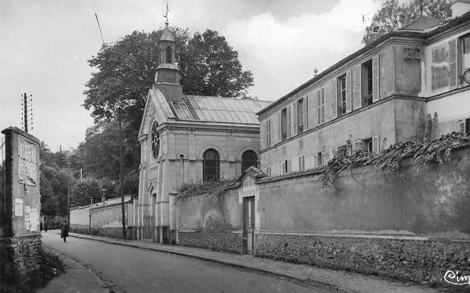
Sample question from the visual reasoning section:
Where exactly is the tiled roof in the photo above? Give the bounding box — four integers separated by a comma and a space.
169, 95, 271, 124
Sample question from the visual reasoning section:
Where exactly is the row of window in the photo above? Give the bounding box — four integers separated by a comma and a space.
265, 57, 380, 148
203, 149, 258, 182
265, 136, 382, 177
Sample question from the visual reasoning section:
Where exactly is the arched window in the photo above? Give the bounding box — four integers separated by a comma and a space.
151, 121, 160, 158
203, 149, 219, 182
241, 150, 257, 173
166, 46, 172, 63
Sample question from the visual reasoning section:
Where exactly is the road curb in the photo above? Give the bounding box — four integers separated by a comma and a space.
68, 233, 350, 292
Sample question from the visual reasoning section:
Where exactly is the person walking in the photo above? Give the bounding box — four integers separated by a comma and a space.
61, 220, 69, 243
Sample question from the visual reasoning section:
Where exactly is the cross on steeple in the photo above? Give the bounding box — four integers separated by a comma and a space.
163, 2, 169, 26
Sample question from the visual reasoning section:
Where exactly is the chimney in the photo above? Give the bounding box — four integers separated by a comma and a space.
451, 0, 470, 18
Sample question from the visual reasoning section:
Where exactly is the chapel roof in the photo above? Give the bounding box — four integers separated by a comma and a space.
169, 95, 271, 124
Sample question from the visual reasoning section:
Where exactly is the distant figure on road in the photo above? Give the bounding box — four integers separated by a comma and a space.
61, 221, 69, 243
44, 220, 48, 232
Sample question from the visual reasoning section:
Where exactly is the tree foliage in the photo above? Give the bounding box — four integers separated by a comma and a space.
179, 29, 254, 97
71, 177, 102, 207
39, 143, 79, 216
363, 0, 452, 45
83, 28, 190, 125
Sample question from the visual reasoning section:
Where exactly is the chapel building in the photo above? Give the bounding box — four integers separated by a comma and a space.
136, 22, 271, 243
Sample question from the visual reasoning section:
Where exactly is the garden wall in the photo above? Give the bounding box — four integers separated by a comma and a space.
254, 146, 470, 287
177, 188, 243, 253
70, 196, 134, 239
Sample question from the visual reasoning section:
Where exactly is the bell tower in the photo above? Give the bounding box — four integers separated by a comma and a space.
154, 7, 183, 102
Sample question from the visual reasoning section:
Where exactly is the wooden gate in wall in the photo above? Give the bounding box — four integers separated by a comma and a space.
142, 215, 153, 239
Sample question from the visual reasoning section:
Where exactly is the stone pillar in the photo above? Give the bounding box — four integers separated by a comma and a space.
0, 127, 41, 284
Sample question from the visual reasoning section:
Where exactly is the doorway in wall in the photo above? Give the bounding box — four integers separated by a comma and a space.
242, 196, 255, 254
143, 193, 156, 240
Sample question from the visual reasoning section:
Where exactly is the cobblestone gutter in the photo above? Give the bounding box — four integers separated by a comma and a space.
255, 233, 470, 287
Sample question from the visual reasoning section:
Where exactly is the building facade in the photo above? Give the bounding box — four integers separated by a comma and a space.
258, 2, 470, 176
136, 23, 271, 243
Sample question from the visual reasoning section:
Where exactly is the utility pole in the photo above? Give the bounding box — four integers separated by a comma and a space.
67, 163, 71, 225
118, 116, 126, 240
21, 93, 33, 133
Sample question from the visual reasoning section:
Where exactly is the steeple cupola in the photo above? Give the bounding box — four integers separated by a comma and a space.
154, 11, 183, 102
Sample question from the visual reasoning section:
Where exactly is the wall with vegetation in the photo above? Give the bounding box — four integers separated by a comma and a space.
254, 142, 470, 287
258, 145, 470, 235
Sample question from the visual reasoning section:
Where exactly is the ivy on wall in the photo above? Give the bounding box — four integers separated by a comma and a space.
176, 177, 239, 201
322, 132, 470, 188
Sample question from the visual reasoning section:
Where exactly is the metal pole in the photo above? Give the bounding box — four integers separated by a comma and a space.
119, 118, 126, 240
67, 164, 71, 225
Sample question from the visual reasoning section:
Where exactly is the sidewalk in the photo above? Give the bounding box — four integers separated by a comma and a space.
38, 245, 109, 293
40, 232, 449, 293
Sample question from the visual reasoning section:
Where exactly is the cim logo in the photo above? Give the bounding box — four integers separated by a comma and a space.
444, 270, 470, 286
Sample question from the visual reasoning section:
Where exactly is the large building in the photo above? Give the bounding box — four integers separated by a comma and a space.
136, 22, 271, 243
258, 1, 470, 176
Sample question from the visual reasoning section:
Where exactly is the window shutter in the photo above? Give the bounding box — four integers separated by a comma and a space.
264, 120, 268, 147
449, 39, 458, 90
292, 103, 297, 136
303, 96, 308, 131
322, 151, 327, 166
287, 106, 291, 138
278, 111, 282, 143
331, 79, 337, 119
353, 65, 362, 110
314, 154, 318, 167
321, 88, 325, 123
317, 90, 321, 125
372, 135, 380, 154
459, 120, 465, 133
346, 70, 352, 113
288, 159, 292, 173
372, 55, 380, 102
309, 93, 317, 129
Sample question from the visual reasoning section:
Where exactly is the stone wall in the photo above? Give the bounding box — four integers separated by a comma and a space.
255, 233, 470, 287
70, 225, 133, 240
0, 235, 43, 288
178, 231, 242, 254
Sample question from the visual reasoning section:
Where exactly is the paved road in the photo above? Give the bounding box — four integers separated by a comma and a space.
42, 232, 333, 293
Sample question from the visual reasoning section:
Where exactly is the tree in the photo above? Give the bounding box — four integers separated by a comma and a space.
39, 142, 77, 216
83, 28, 190, 126
362, 0, 452, 45
179, 29, 254, 97
71, 177, 102, 207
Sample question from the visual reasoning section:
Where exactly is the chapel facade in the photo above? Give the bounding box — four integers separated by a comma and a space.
136, 22, 271, 243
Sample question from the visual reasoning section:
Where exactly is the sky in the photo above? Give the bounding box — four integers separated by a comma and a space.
0, 0, 384, 152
